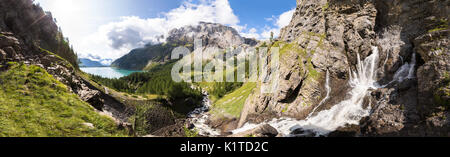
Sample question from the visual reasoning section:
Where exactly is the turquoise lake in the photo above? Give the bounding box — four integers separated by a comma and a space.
80, 67, 142, 79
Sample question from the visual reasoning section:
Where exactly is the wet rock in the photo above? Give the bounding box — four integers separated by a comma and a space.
361, 102, 405, 135
328, 124, 361, 137
243, 112, 278, 127
397, 79, 417, 92
229, 124, 278, 137
290, 128, 319, 137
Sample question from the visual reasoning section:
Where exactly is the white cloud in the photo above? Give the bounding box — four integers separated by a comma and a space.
276, 9, 295, 28
79, 0, 243, 59
260, 8, 295, 40
261, 27, 280, 39
240, 28, 260, 39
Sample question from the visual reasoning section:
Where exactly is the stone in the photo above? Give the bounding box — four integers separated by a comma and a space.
228, 124, 278, 137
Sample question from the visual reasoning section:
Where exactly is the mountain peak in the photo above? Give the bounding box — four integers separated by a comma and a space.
112, 22, 258, 70
166, 22, 245, 49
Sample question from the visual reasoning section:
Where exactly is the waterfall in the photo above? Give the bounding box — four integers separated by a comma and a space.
392, 52, 416, 82
406, 53, 416, 79
380, 52, 417, 88
233, 47, 380, 136
307, 70, 331, 118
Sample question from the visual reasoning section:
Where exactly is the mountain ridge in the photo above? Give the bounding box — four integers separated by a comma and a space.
111, 22, 258, 70
79, 58, 108, 67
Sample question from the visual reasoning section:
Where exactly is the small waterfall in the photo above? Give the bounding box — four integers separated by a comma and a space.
233, 47, 380, 136
380, 52, 416, 88
406, 53, 416, 79
188, 91, 221, 136
307, 70, 331, 118
392, 53, 416, 82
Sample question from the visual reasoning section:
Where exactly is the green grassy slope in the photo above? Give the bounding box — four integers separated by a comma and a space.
0, 62, 126, 137
211, 82, 257, 118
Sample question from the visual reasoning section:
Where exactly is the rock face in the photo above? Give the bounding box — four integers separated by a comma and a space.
112, 22, 257, 70
415, 30, 449, 114
238, 0, 449, 136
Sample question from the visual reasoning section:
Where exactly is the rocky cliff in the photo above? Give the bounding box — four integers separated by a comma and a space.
0, 0, 79, 67
238, 0, 449, 136
112, 22, 257, 70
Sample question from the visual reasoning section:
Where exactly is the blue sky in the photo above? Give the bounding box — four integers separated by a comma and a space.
229, 0, 296, 29
34, 0, 296, 61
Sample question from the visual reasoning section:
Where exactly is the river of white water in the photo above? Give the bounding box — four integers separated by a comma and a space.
188, 91, 221, 136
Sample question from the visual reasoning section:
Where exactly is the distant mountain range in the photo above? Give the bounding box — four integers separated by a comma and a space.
79, 58, 112, 67
111, 22, 258, 70
79, 58, 105, 67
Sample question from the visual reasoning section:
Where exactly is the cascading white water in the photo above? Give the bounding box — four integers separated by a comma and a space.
379, 52, 417, 88
307, 70, 331, 118
233, 47, 381, 136
188, 91, 221, 136
393, 53, 416, 82
406, 53, 416, 79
